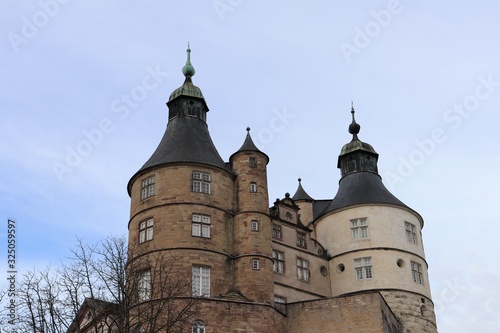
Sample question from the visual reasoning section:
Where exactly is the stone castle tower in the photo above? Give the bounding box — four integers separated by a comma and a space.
125, 47, 438, 333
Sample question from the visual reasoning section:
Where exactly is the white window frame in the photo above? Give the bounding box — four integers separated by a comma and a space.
138, 270, 151, 302
192, 266, 210, 297
192, 321, 205, 333
141, 175, 155, 200
139, 218, 154, 243
273, 250, 285, 274
274, 295, 286, 304
192, 171, 211, 194
411, 261, 424, 285
296, 232, 307, 248
251, 220, 259, 231
192, 214, 210, 238
297, 257, 310, 281
250, 182, 257, 193
351, 218, 368, 240
354, 257, 373, 280
252, 259, 260, 270
405, 221, 417, 244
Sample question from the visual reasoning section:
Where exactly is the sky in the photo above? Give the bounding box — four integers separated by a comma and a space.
0, 0, 499, 331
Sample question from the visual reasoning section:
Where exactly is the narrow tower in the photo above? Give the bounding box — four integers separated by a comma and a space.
314, 105, 438, 333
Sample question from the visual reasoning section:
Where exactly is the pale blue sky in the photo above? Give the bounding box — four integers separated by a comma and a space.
0, 1, 499, 332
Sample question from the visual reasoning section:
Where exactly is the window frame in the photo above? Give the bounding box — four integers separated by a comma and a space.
251, 220, 259, 231
411, 261, 424, 285
249, 182, 257, 193
192, 265, 210, 297
192, 321, 205, 333
296, 232, 307, 249
272, 250, 285, 274
139, 218, 154, 243
252, 258, 260, 270
192, 214, 211, 238
354, 257, 373, 280
272, 224, 282, 240
192, 171, 211, 194
405, 221, 417, 244
351, 218, 369, 240
140, 175, 155, 200
297, 257, 310, 282
274, 295, 286, 304
137, 270, 151, 302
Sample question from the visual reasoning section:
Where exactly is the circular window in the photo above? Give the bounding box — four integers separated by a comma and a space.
336, 263, 345, 273
320, 266, 328, 276
397, 259, 405, 268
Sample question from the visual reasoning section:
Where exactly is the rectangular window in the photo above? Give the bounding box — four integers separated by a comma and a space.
411, 261, 424, 285
249, 157, 256, 168
192, 214, 210, 238
351, 218, 368, 240
141, 175, 155, 200
272, 224, 282, 240
250, 182, 257, 193
251, 220, 259, 231
272, 250, 285, 274
192, 266, 210, 297
192, 171, 210, 194
252, 259, 260, 270
139, 218, 154, 243
405, 222, 417, 244
297, 232, 307, 248
297, 257, 310, 281
138, 270, 151, 301
354, 257, 373, 280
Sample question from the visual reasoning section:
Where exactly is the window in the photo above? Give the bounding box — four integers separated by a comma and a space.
192, 321, 205, 333
250, 182, 257, 193
251, 220, 259, 231
252, 259, 260, 270
141, 175, 155, 200
274, 295, 286, 304
405, 222, 417, 244
249, 157, 256, 168
354, 257, 373, 280
351, 218, 368, 240
138, 270, 151, 301
297, 258, 310, 281
285, 212, 292, 221
192, 214, 210, 238
192, 171, 210, 194
139, 218, 154, 243
297, 232, 307, 248
272, 250, 285, 274
272, 224, 282, 240
192, 266, 210, 297
411, 261, 424, 285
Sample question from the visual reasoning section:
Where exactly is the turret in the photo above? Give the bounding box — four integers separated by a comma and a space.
314, 105, 438, 333
229, 128, 274, 303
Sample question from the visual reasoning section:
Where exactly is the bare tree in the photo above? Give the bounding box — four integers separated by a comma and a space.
0, 235, 199, 333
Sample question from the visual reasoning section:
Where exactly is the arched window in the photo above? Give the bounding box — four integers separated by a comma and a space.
285, 212, 292, 221
192, 321, 205, 333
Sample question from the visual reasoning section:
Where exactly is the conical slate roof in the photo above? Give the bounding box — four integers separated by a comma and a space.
230, 127, 269, 163
292, 178, 314, 201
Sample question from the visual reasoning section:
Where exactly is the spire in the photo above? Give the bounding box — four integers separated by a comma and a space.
348, 102, 361, 141
181, 43, 195, 79
230, 127, 269, 164
292, 178, 314, 201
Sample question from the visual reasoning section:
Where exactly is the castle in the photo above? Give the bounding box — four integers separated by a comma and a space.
68, 47, 438, 333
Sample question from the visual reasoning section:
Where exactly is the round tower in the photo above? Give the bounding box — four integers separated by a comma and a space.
314, 105, 438, 333
127, 46, 235, 311
229, 128, 274, 304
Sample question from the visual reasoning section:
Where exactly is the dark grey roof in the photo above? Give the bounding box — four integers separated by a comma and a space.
128, 117, 230, 193
312, 200, 331, 219
292, 179, 314, 201
318, 172, 409, 217
230, 128, 269, 163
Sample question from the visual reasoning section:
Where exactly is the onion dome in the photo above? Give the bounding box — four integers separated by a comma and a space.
318, 104, 413, 216
128, 46, 228, 194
